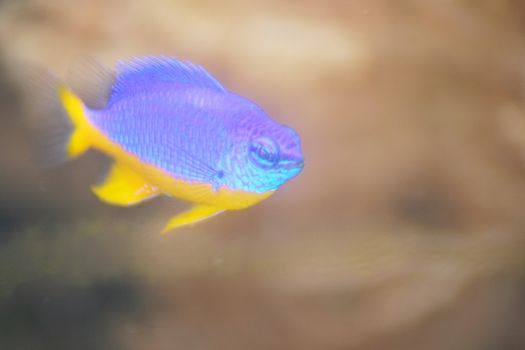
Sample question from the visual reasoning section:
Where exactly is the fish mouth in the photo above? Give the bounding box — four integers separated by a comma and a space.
280, 155, 304, 170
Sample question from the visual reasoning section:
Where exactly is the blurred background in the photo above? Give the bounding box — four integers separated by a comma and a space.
1, 0, 525, 349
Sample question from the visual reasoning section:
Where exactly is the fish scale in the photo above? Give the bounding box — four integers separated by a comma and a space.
90, 92, 222, 182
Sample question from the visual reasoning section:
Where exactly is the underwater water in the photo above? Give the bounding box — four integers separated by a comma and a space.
1, 1, 525, 349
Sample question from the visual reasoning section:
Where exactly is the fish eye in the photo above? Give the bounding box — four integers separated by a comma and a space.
249, 137, 280, 168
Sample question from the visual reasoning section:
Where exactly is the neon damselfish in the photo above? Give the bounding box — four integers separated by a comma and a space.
54, 56, 303, 233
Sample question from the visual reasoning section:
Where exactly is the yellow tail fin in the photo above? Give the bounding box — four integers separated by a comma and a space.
57, 85, 91, 158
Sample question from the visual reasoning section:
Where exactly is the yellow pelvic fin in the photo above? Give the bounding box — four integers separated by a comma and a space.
162, 205, 225, 234
58, 85, 91, 158
91, 162, 160, 206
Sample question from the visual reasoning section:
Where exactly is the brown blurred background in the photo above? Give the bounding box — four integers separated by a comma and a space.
1, 0, 525, 349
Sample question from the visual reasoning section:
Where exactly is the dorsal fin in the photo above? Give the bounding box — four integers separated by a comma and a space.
66, 56, 115, 109
67, 56, 116, 110
110, 56, 226, 102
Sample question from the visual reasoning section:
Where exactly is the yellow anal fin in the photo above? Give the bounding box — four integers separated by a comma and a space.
162, 205, 225, 233
91, 162, 159, 206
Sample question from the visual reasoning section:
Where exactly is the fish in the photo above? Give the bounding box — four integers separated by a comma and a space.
39, 56, 304, 233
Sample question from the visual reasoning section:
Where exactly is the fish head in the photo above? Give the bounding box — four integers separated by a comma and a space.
226, 113, 304, 193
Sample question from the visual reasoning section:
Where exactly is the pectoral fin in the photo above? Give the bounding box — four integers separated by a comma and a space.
162, 205, 225, 233
91, 162, 159, 206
